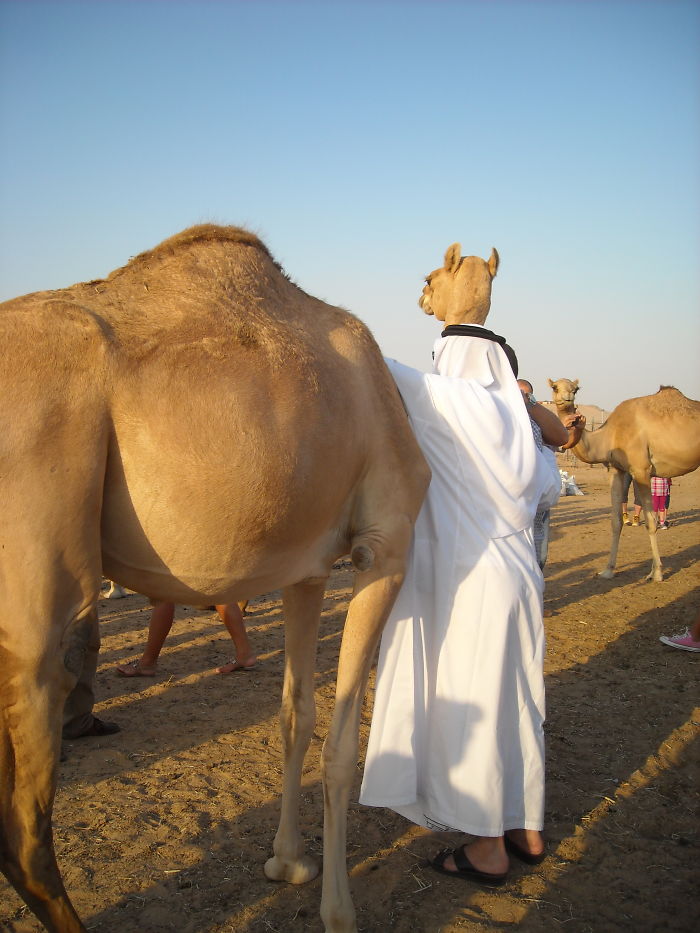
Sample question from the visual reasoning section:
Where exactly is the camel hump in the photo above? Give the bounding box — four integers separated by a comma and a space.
650, 385, 699, 414
125, 224, 272, 268
86, 223, 277, 291
607, 385, 699, 429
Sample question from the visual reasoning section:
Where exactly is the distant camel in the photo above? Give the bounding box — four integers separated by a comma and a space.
549, 378, 700, 581
0, 225, 432, 933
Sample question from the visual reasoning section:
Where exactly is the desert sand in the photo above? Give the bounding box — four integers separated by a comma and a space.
2, 460, 697, 933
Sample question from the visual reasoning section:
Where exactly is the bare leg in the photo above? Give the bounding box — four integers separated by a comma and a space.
215, 603, 257, 673
116, 601, 175, 676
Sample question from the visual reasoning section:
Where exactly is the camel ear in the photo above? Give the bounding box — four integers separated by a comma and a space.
548, 378, 556, 388
573, 379, 580, 390
444, 243, 461, 273
488, 248, 499, 278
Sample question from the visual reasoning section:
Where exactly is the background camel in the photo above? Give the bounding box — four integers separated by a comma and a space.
548, 377, 700, 582
0, 225, 432, 933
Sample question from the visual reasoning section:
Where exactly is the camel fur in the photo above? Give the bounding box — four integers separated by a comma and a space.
0, 225, 432, 933
549, 377, 700, 582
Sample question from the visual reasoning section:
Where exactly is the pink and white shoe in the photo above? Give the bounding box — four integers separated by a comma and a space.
659, 630, 700, 653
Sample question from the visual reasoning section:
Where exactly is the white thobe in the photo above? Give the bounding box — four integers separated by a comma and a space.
359, 331, 559, 836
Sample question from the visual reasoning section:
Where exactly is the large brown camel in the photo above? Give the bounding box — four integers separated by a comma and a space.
548, 377, 700, 582
0, 225, 435, 933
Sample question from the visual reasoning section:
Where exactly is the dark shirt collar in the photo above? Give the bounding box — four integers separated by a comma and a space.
440, 324, 507, 345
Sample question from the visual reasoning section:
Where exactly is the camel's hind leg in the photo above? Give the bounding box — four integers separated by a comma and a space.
599, 468, 627, 579
265, 580, 325, 885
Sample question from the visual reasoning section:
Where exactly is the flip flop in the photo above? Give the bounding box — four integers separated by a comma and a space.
429, 847, 508, 886
116, 661, 156, 678
504, 835, 546, 865
216, 660, 257, 674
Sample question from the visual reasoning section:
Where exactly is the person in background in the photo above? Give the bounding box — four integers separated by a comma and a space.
651, 475, 670, 530
660, 606, 700, 652
621, 473, 644, 526
63, 609, 120, 739
517, 379, 568, 568
116, 601, 256, 677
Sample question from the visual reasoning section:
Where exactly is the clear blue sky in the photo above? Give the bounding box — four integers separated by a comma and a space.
1, 0, 698, 410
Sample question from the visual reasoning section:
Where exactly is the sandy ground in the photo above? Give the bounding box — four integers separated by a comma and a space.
2, 461, 698, 933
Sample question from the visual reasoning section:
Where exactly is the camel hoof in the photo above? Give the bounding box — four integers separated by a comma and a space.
598, 569, 615, 579
645, 571, 664, 583
264, 854, 319, 885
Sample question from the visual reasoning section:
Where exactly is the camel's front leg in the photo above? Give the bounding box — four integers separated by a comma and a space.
264, 580, 325, 885
320, 560, 407, 933
599, 468, 626, 579
1, 609, 96, 933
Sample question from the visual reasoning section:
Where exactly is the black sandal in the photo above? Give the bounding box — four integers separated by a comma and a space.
429, 846, 508, 886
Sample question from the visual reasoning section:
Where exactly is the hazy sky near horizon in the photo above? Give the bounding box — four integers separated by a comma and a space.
1, 0, 698, 411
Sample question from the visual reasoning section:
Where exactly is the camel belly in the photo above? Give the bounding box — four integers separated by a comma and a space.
101, 465, 355, 602
648, 438, 700, 479
100, 541, 339, 605
100, 404, 361, 603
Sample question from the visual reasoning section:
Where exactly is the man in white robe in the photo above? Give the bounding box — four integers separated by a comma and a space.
360, 326, 559, 883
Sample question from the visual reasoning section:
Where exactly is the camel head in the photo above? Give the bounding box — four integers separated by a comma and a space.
548, 377, 580, 413
419, 243, 499, 326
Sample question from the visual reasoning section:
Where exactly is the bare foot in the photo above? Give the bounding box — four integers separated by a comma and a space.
217, 657, 257, 674
505, 829, 545, 859
116, 661, 157, 678
440, 837, 508, 876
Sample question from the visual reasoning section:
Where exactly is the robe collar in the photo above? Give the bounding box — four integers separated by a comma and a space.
439, 324, 518, 377
440, 324, 507, 345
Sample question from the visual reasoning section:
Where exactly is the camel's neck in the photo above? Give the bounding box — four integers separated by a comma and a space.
555, 402, 612, 466
570, 424, 612, 465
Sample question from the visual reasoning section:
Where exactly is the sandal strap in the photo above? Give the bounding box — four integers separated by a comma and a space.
452, 846, 472, 873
